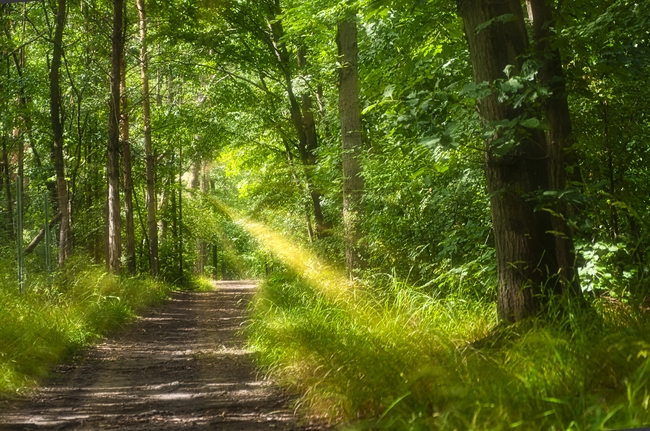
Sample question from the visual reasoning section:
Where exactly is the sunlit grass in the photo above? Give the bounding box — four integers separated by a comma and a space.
205, 195, 352, 302
204, 194, 650, 429
0, 255, 173, 397
248, 271, 650, 430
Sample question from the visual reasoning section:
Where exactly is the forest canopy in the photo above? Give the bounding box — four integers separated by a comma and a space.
1, 0, 650, 427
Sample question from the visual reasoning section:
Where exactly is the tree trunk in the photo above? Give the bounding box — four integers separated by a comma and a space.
267, 7, 329, 238
337, 14, 366, 279
526, 0, 581, 295
191, 158, 204, 275
195, 161, 209, 274
212, 243, 218, 280
283, 139, 314, 242
49, 0, 72, 265
137, 0, 159, 277
1, 135, 13, 238
458, 0, 575, 322
107, 0, 124, 274
298, 47, 330, 238
121, 52, 136, 275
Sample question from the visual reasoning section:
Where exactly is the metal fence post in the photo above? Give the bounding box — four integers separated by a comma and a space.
44, 191, 52, 287
16, 175, 23, 294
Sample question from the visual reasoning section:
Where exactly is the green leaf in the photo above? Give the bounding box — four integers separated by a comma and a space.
475, 14, 516, 34
519, 118, 540, 128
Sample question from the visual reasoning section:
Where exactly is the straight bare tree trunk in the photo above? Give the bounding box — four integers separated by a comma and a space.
1, 136, 13, 238
49, 0, 72, 265
107, 0, 124, 273
137, 0, 159, 277
458, 0, 578, 321
121, 53, 136, 275
337, 13, 366, 278
193, 160, 209, 275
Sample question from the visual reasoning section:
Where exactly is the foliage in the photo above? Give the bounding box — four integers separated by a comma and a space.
249, 271, 650, 430
0, 255, 173, 396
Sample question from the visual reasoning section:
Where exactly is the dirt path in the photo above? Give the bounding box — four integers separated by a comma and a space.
0, 281, 320, 430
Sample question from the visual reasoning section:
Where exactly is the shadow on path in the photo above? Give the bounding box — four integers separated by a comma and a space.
0, 281, 319, 430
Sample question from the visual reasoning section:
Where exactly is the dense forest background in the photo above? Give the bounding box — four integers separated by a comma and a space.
1, 0, 650, 429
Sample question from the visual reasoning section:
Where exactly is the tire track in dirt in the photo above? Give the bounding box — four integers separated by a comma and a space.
0, 281, 320, 430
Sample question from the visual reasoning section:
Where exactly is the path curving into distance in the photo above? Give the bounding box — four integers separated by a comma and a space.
0, 281, 321, 430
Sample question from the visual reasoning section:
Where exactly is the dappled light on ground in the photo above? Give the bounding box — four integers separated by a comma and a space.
207, 195, 352, 304
0, 282, 320, 430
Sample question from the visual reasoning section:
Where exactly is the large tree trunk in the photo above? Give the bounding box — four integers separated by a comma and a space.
526, 0, 581, 294
458, 0, 578, 322
121, 52, 136, 275
49, 0, 72, 265
137, 0, 159, 277
337, 14, 366, 279
107, 0, 124, 274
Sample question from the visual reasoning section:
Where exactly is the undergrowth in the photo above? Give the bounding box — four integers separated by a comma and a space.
247, 271, 650, 430
0, 255, 174, 397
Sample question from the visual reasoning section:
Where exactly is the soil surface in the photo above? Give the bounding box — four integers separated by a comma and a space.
0, 281, 321, 431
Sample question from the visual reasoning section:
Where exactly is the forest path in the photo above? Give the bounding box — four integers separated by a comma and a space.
0, 281, 318, 430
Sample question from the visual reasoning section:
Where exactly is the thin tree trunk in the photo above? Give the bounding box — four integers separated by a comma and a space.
267, 7, 329, 238
137, 0, 159, 277
24, 212, 62, 255
337, 13, 366, 278
121, 52, 136, 275
191, 158, 203, 275
1, 136, 13, 238
298, 47, 330, 238
49, 0, 72, 265
283, 139, 314, 242
194, 160, 209, 274
212, 243, 218, 280
458, 0, 574, 322
526, 0, 581, 294
107, 0, 124, 273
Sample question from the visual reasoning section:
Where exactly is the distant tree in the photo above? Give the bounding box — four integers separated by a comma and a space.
108, 0, 124, 273
337, 10, 366, 278
137, 0, 159, 277
49, 0, 73, 265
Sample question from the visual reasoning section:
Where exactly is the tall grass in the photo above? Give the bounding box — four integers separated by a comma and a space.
248, 271, 650, 430
0, 255, 173, 397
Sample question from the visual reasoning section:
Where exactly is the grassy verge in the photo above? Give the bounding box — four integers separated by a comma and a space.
247, 271, 650, 430
0, 255, 174, 397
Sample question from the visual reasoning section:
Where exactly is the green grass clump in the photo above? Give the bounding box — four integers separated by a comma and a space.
0, 255, 173, 397
247, 271, 650, 430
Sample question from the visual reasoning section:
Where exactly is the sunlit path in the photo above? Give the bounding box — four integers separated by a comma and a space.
0, 282, 322, 430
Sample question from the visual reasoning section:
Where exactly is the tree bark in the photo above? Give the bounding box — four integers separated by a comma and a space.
458, 0, 572, 321
266, 7, 330, 238
121, 51, 136, 275
299, 49, 331, 239
49, 0, 72, 265
107, 0, 124, 274
337, 14, 366, 278
24, 212, 62, 255
193, 160, 209, 275
526, 0, 581, 295
137, 0, 159, 277
1, 135, 13, 238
